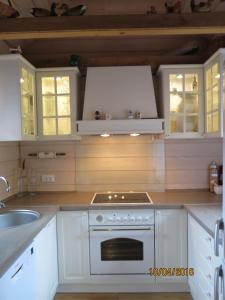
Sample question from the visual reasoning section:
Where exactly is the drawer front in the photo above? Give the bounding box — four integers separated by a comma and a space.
189, 216, 214, 257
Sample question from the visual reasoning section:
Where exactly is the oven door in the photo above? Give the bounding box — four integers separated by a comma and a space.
89, 225, 154, 275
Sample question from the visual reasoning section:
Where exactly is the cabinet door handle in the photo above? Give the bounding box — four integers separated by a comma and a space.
214, 218, 223, 257
11, 264, 23, 279
214, 265, 223, 300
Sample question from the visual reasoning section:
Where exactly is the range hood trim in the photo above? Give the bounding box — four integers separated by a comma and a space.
77, 119, 164, 135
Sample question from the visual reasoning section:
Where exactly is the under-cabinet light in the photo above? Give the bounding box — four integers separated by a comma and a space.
176, 74, 183, 79
130, 133, 140, 137
100, 133, 110, 137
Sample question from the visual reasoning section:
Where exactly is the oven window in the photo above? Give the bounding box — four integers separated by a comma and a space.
101, 238, 143, 261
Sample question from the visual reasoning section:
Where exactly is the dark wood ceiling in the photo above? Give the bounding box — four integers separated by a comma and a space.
1, 1, 225, 72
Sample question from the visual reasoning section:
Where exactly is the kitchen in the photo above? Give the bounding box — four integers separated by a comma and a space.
0, 1, 225, 300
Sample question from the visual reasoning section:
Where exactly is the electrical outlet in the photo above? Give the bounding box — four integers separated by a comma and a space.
41, 174, 56, 183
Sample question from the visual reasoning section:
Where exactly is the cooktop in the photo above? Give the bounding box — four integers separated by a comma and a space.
91, 192, 152, 205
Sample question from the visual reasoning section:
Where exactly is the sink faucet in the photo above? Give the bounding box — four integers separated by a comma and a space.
0, 176, 11, 208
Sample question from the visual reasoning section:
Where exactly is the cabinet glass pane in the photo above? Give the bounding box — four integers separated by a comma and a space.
21, 68, 29, 94
206, 91, 212, 113
185, 74, 198, 92
207, 114, 212, 132
170, 115, 184, 133
212, 86, 219, 111
43, 118, 56, 135
185, 116, 198, 132
57, 95, 70, 116
169, 74, 183, 93
28, 73, 33, 93
56, 76, 70, 94
170, 93, 183, 113
42, 77, 55, 94
206, 68, 211, 90
22, 96, 30, 115
58, 118, 71, 135
185, 94, 198, 113
23, 119, 34, 135
223, 68, 225, 89
43, 96, 56, 117
212, 112, 219, 132
212, 63, 219, 86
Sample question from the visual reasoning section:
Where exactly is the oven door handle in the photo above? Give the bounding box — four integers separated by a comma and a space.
90, 228, 153, 232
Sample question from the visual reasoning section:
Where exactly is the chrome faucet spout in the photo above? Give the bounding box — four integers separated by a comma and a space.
0, 176, 11, 193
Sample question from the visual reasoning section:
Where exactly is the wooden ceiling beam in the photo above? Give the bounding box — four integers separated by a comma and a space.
1, 13, 225, 40
24, 53, 207, 71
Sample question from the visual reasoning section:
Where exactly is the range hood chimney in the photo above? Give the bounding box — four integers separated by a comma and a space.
77, 66, 164, 135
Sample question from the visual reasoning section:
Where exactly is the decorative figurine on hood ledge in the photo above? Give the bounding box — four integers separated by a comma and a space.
190, 0, 213, 12
31, 2, 87, 17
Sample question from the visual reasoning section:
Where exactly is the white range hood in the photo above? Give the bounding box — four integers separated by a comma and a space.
77, 66, 164, 135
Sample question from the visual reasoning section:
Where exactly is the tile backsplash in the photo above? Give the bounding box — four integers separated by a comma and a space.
165, 138, 222, 189
0, 142, 19, 201
0, 137, 222, 198
21, 135, 165, 192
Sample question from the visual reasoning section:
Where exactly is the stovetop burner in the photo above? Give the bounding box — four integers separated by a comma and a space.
91, 192, 152, 205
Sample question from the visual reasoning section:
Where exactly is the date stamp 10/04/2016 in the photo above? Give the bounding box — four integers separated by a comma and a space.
148, 268, 194, 277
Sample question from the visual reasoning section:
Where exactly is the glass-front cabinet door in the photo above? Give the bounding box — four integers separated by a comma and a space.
158, 66, 204, 138
204, 48, 225, 137
36, 68, 79, 139
20, 67, 36, 138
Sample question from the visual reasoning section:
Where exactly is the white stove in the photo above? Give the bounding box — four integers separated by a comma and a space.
89, 209, 154, 275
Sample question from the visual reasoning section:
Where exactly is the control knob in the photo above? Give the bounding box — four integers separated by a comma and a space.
96, 215, 103, 222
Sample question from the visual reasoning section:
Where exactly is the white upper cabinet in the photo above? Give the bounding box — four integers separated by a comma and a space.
0, 54, 36, 141
204, 49, 225, 137
36, 68, 80, 140
158, 65, 204, 138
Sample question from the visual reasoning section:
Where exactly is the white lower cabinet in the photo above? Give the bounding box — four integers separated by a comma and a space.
188, 214, 222, 300
155, 209, 187, 283
34, 216, 58, 300
57, 211, 90, 283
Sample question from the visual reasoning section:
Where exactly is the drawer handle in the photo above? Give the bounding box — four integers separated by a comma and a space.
206, 292, 211, 298
206, 256, 212, 261
206, 237, 212, 242
206, 274, 212, 280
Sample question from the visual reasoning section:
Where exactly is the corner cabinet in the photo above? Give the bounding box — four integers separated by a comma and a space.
57, 211, 90, 284
158, 65, 204, 138
36, 68, 80, 140
204, 49, 225, 137
0, 54, 36, 141
155, 209, 187, 283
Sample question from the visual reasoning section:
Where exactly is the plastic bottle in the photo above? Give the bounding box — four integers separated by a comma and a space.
209, 161, 218, 192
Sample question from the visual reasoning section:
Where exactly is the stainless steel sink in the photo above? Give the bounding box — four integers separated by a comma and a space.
0, 209, 41, 229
